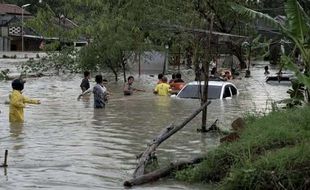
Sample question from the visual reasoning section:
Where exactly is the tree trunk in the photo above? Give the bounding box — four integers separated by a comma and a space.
138, 51, 141, 77
227, 42, 246, 69
122, 59, 126, 82
107, 61, 118, 82
269, 42, 281, 65
124, 156, 205, 187
133, 101, 211, 178
201, 15, 213, 132
186, 47, 193, 69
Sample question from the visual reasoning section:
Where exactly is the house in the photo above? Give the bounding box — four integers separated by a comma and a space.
0, 3, 87, 52
0, 3, 37, 51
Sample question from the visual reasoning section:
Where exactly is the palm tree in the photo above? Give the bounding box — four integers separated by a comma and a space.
231, 0, 310, 101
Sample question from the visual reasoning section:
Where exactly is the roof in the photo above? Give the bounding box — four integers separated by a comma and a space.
163, 24, 247, 39
0, 4, 31, 15
0, 15, 13, 26
187, 81, 234, 86
9, 34, 59, 40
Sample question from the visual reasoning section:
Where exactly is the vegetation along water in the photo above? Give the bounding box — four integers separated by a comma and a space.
0, 0, 309, 189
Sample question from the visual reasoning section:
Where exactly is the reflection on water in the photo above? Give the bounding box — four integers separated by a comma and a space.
92, 109, 107, 126
81, 95, 91, 108
0, 62, 290, 189
10, 123, 24, 138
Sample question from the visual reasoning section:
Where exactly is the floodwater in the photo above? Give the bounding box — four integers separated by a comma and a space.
0, 62, 290, 189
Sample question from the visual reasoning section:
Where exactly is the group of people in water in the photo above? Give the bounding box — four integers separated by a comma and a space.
154, 73, 185, 96
4, 71, 186, 124
5, 63, 238, 124
78, 71, 187, 108
6, 65, 235, 123
77, 71, 186, 109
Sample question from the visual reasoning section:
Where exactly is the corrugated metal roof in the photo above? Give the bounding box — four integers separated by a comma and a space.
0, 4, 31, 15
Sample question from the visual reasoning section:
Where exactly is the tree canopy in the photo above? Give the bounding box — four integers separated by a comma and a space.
5, 0, 279, 80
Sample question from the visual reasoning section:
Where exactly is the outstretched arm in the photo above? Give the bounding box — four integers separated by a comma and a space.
23, 96, 40, 104
77, 88, 92, 100
133, 87, 145, 92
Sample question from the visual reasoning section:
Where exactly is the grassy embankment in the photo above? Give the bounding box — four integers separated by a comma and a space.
176, 106, 310, 189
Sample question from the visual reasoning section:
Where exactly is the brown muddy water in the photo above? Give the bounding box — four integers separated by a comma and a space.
0, 62, 290, 189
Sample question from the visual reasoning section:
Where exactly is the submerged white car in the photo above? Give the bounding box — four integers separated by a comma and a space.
171, 81, 238, 99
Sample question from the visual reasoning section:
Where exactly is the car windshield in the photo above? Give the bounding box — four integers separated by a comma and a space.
177, 84, 222, 99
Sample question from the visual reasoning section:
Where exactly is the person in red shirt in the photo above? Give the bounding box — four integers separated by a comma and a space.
170, 73, 185, 94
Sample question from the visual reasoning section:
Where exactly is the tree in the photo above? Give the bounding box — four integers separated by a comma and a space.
78, 1, 147, 81
22, 0, 263, 78
232, 0, 310, 98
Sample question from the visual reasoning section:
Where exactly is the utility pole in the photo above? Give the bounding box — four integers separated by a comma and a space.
21, 4, 31, 52
162, 44, 169, 75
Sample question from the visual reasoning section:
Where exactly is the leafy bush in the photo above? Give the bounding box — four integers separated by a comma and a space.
20, 46, 80, 75
175, 106, 310, 189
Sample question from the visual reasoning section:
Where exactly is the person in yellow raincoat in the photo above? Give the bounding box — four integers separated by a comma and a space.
9, 79, 41, 123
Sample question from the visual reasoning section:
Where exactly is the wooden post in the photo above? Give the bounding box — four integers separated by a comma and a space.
248, 44, 251, 71
138, 51, 141, 77
0, 150, 8, 167
201, 14, 214, 132
178, 47, 181, 72
4, 150, 8, 167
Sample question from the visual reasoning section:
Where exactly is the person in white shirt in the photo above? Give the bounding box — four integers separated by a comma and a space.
78, 75, 109, 108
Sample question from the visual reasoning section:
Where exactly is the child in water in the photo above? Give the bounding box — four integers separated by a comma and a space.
123, 76, 145, 96
93, 75, 109, 108
264, 66, 270, 75
80, 71, 90, 92
78, 74, 110, 108
9, 79, 41, 123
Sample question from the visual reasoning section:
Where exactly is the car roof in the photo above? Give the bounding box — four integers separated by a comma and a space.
186, 81, 234, 86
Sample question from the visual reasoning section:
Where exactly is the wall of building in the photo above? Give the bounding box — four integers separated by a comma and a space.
0, 37, 10, 51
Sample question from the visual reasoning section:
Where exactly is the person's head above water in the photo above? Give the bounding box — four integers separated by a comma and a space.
158, 73, 163, 80
128, 76, 134, 84
95, 75, 103, 84
176, 73, 182, 79
171, 73, 176, 79
12, 78, 25, 91
84, 71, 90, 78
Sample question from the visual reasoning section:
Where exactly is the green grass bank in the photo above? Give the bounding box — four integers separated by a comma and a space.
176, 106, 310, 189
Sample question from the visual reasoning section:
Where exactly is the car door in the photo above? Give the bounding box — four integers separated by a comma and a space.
223, 84, 238, 99
229, 85, 238, 96
222, 85, 232, 99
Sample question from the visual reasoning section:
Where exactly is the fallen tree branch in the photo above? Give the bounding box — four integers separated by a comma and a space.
124, 156, 205, 187
132, 101, 211, 178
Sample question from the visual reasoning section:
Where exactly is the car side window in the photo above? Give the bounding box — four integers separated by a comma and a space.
223, 86, 231, 98
230, 85, 237, 95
